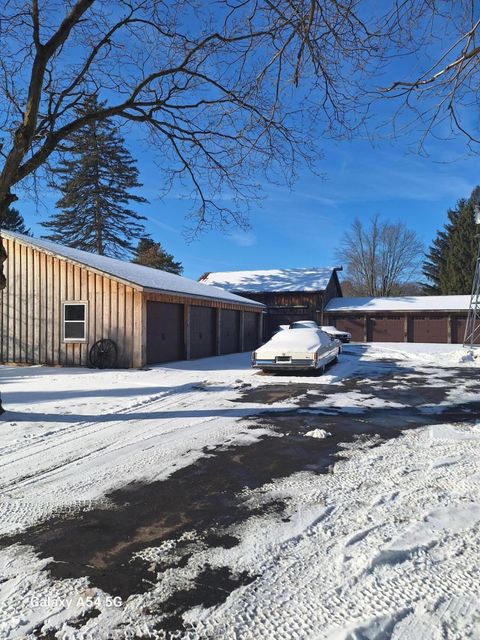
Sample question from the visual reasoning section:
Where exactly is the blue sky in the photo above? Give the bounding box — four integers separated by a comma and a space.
19, 129, 478, 281
9, 1, 480, 283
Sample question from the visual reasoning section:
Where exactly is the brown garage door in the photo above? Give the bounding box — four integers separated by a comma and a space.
243, 312, 259, 351
411, 315, 448, 343
220, 309, 240, 354
334, 316, 365, 342
368, 316, 405, 342
451, 315, 480, 344
190, 306, 216, 359
452, 316, 467, 344
146, 301, 184, 364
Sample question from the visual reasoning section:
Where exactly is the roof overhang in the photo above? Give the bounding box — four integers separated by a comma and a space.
2, 230, 265, 309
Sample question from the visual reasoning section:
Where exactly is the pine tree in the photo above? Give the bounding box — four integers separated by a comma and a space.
132, 237, 183, 274
423, 188, 478, 294
0, 207, 30, 234
423, 228, 449, 293
443, 198, 477, 294
42, 95, 147, 257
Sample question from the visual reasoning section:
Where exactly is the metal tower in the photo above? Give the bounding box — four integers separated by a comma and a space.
463, 206, 480, 347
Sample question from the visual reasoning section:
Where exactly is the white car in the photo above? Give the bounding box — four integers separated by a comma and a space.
252, 328, 341, 372
320, 325, 351, 343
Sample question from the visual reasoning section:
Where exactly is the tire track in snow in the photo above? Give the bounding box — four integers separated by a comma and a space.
185, 424, 480, 640
0, 384, 194, 459
0, 385, 270, 535
0, 387, 250, 491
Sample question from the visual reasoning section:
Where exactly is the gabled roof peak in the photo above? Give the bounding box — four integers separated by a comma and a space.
199, 267, 338, 293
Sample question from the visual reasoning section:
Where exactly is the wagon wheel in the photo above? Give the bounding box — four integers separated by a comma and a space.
89, 339, 118, 369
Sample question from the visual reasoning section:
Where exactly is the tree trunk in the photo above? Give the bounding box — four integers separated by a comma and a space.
0, 196, 10, 291
0, 192, 14, 415
0, 223, 5, 413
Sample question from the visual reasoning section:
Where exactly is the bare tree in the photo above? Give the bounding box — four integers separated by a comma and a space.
1, 1, 474, 290
378, 1, 480, 149
337, 215, 424, 297
0, 0, 407, 290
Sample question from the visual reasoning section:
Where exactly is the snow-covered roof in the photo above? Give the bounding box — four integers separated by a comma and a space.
1, 230, 264, 307
326, 295, 471, 312
199, 268, 337, 293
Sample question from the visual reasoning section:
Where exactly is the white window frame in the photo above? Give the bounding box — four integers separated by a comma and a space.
63, 301, 88, 343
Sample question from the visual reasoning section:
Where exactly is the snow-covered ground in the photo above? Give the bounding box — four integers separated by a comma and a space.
1, 343, 480, 639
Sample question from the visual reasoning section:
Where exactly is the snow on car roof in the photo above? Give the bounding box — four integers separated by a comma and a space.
326, 295, 471, 312
263, 327, 329, 351
200, 267, 336, 292
290, 320, 318, 326
2, 230, 264, 307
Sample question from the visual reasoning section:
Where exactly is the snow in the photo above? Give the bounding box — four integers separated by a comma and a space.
326, 294, 471, 312
1, 230, 263, 307
321, 325, 351, 336
256, 327, 331, 354
186, 420, 480, 640
304, 428, 332, 438
362, 342, 480, 367
0, 354, 279, 537
199, 267, 335, 292
1, 342, 480, 638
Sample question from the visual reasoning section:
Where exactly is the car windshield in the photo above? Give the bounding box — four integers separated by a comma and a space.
290, 322, 317, 329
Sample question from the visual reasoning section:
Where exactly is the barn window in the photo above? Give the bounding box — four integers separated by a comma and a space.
63, 302, 87, 341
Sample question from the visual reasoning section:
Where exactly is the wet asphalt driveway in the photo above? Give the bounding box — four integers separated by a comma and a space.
3, 352, 480, 637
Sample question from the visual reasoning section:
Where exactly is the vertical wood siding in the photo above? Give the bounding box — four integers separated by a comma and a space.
0, 237, 140, 367
0, 237, 263, 367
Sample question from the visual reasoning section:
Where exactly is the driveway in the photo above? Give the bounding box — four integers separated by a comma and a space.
1, 344, 480, 638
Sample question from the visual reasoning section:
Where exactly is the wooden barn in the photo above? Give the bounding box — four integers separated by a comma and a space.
0, 230, 264, 368
325, 296, 474, 343
199, 267, 343, 338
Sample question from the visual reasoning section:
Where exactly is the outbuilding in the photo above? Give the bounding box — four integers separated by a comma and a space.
0, 231, 264, 368
325, 296, 474, 343
199, 267, 343, 338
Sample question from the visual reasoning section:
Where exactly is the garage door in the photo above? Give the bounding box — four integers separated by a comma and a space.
368, 316, 405, 342
220, 310, 240, 354
243, 312, 259, 351
146, 302, 184, 364
456, 315, 480, 343
333, 316, 365, 342
190, 306, 216, 359
411, 315, 448, 343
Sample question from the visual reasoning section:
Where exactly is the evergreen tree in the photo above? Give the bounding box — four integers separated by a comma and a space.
0, 207, 30, 234
132, 237, 183, 274
423, 228, 449, 293
423, 188, 479, 294
42, 95, 147, 257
